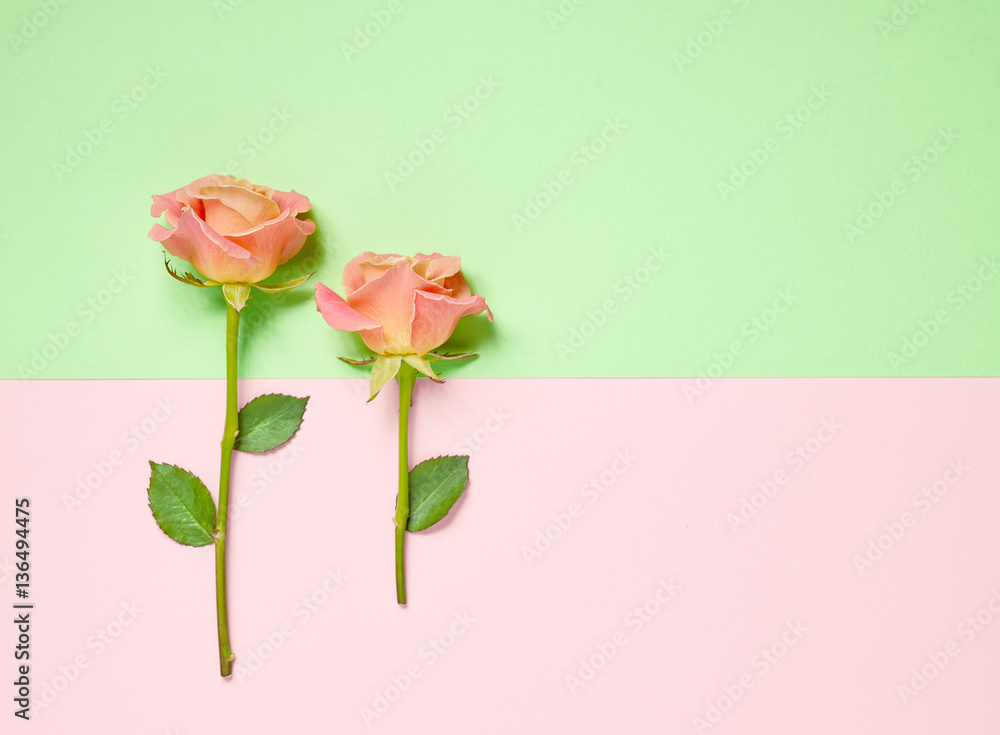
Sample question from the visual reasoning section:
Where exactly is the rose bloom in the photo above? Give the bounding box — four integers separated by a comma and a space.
315, 253, 491, 356
149, 174, 315, 284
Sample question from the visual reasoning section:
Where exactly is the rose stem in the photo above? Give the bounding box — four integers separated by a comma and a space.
394, 362, 417, 605
215, 300, 240, 676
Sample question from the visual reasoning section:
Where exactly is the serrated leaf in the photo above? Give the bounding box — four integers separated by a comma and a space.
147, 462, 217, 547
234, 393, 309, 453
407, 455, 469, 531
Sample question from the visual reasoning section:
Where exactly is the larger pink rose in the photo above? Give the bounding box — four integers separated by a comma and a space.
315, 252, 491, 357
149, 174, 315, 284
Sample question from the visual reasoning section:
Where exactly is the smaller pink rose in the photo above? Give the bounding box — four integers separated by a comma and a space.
315, 252, 491, 359
149, 174, 315, 284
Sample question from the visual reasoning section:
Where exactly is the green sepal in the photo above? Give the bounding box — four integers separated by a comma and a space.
403, 354, 443, 383
253, 272, 314, 294
427, 351, 479, 362
407, 455, 470, 531
339, 356, 377, 366
147, 462, 217, 547
222, 283, 252, 312
164, 258, 218, 287
369, 355, 402, 402
234, 393, 309, 453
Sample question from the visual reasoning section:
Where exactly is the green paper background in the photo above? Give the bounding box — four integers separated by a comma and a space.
2, 0, 997, 379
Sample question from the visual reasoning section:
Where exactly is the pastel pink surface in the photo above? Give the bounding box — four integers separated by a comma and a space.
2, 378, 1000, 733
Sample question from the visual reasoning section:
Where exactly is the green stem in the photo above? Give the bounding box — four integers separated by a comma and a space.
393, 362, 417, 605
215, 301, 240, 676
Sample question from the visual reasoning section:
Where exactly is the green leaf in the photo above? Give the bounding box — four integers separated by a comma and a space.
235, 393, 309, 453
407, 455, 470, 531
147, 462, 217, 547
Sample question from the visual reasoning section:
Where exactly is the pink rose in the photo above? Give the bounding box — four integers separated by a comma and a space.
315, 253, 491, 393
149, 174, 315, 285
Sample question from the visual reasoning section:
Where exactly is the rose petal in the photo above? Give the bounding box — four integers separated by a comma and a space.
358, 327, 388, 354
412, 254, 462, 285
315, 282, 381, 331
228, 210, 310, 280
346, 261, 448, 353
150, 209, 265, 283
279, 217, 316, 262
409, 291, 490, 355
270, 188, 312, 215
342, 251, 378, 294
198, 185, 281, 231
442, 269, 472, 298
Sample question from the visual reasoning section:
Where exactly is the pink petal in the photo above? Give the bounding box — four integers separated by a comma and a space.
279, 217, 316, 262
358, 259, 402, 283
442, 269, 472, 298
151, 193, 183, 219
358, 327, 388, 354
412, 254, 462, 285
342, 251, 378, 294
409, 291, 490, 355
149, 209, 262, 283
228, 211, 310, 280
346, 261, 447, 354
198, 185, 281, 231
315, 283, 382, 331
270, 188, 312, 215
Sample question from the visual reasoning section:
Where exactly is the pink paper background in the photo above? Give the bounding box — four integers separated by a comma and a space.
2, 378, 999, 733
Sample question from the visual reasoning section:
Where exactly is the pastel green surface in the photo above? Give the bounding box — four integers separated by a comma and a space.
1, 0, 997, 379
